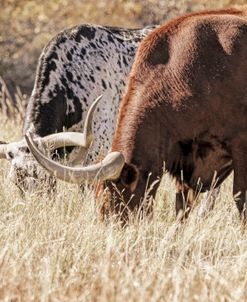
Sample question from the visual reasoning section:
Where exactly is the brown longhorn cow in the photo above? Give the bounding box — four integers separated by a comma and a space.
25, 8, 247, 222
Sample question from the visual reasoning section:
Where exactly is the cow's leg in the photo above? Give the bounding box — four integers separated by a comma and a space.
232, 139, 247, 222
175, 181, 195, 220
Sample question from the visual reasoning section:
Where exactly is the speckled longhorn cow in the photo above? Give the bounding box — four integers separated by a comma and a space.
0, 24, 156, 192
26, 8, 247, 222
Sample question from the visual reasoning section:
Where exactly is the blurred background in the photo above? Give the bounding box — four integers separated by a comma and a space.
0, 0, 246, 100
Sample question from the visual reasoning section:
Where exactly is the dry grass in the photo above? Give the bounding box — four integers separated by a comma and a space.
1, 1, 247, 300
0, 113, 246, 301
1, 0, 246, 95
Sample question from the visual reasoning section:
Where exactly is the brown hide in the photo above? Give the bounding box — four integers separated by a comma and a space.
105, 8, 247, 219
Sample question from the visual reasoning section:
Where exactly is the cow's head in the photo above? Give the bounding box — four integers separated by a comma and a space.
0, 96, 103, 194
24, 97, 160, 220
25, 133, 145, 219
0, 138, 51, 193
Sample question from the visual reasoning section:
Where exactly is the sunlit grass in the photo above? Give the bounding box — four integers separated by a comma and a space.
0, 112, 246, 301
1, 0, 246, 95
1, 1, 247, 300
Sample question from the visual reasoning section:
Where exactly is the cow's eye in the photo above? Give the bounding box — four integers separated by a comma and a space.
7, 151, 14, 159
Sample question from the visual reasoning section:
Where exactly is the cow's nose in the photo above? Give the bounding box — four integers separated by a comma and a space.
19, 146, 30, 153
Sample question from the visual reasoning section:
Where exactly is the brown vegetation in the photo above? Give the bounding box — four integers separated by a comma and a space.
0, 114, 246, 301
0, 0, 246, 97
0, 1, 247, 300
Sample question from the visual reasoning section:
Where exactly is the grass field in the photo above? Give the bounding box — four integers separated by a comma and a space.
0, 113, 246, 301
1, 0, 246, 95
1, 1, 247, 300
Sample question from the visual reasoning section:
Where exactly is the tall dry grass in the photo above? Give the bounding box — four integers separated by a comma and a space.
0, 109, 246, 301
1, 2, 247, 300
1, 0, 246, 95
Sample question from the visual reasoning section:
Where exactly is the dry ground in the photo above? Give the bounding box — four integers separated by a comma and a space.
0, 113, 246, 302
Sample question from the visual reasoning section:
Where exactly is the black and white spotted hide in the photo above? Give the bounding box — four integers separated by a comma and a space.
5, 24, 157, 193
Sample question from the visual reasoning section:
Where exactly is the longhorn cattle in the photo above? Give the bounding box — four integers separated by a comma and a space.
0, 24, 156, 193
25, 8, 247, 222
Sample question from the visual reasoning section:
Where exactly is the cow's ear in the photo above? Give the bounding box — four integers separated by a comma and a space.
120, 163, 139, 192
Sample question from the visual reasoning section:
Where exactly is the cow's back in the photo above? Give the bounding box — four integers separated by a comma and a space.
23, 24, 156, 163
112, 9, 247, 188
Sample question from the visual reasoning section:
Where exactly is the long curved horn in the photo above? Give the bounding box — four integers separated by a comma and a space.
31, 94, 103, 150
82, 94, 102, 146
0, 132, 90, 160
35, 132, 90, 150
0, 133, 88, 159
0, 95, 103, 160
25, 131, 125, 183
